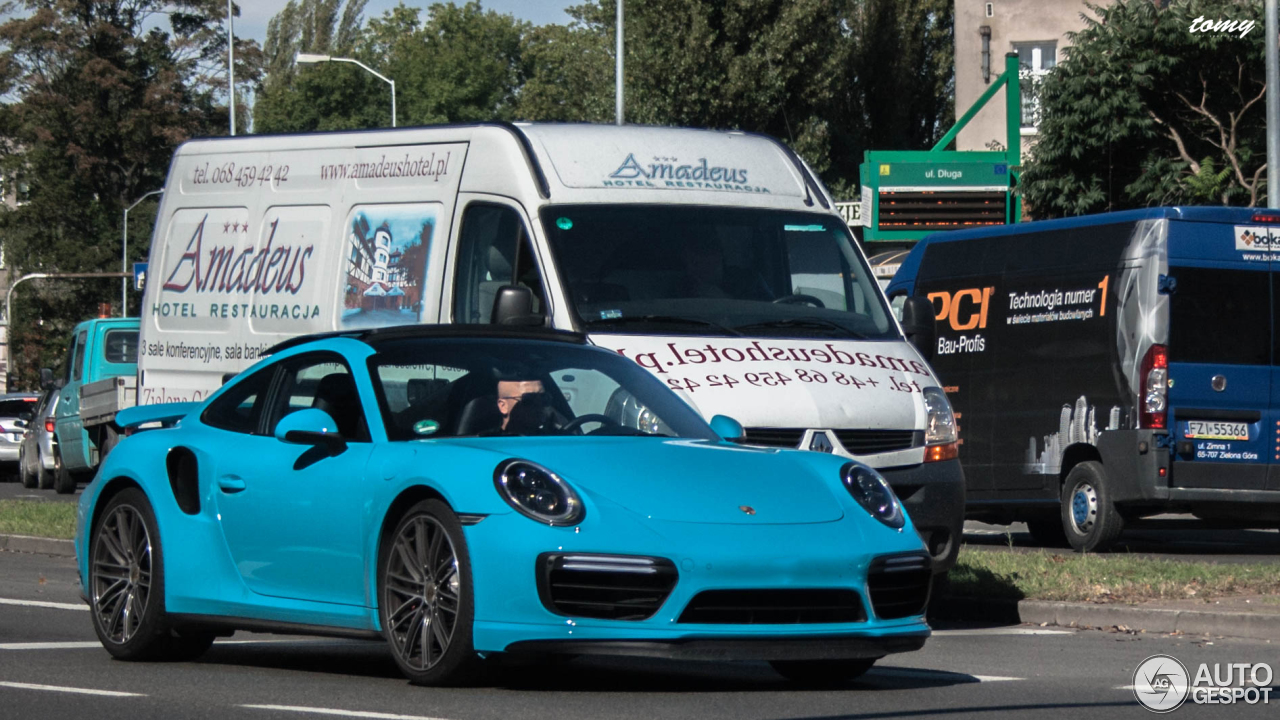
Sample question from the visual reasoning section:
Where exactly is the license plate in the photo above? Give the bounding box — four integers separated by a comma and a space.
1184, 421, 1249, 441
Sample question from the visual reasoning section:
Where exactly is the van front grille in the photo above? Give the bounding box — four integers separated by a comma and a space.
833, 429, 921, 455
678, 589, 866, 624
739, 428, 805, 448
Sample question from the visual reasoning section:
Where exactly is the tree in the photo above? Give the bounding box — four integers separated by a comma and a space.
253, 1, 526, 133
0, 0, 253, 387
1021, 0, 1267, 218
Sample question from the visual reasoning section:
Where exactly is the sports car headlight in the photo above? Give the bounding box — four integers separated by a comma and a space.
841, 463, 905, 529
494, 459, 585, 526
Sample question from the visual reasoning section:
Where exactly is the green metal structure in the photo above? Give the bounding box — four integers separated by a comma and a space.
859, 53, 1023, 244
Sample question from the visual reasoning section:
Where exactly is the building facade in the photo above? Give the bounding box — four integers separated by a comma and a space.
953, 0, 1112, 160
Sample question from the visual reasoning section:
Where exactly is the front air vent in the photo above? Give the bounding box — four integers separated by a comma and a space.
738, 428, 804, 448
678, 589, 866, 624
867, 553, 932, 619
833, 429, 921, 455
537, 553, 677, 621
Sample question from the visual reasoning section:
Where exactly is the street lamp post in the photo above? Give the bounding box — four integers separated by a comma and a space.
123, 190, 163, 317
296, 53, 396, 128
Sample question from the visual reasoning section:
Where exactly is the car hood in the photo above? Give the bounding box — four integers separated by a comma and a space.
443, 437, 845, 525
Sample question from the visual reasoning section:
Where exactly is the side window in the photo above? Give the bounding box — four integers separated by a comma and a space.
71, 332, 87, 382
453, 203, 546, 323
202, 366, 274, 434
268, 354, 370, 442
62, 336, 77, 385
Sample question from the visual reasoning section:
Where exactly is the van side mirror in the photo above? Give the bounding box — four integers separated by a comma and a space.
709, 414, 745, 441
39, 368, 54, 390
900, 296, 937, 358
490, 285, 544, 326
274, 408, 346, 453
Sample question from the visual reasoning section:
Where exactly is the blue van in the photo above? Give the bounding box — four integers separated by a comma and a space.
887, 207, 1280, 551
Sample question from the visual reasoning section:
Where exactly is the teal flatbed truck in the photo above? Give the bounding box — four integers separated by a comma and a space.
48, 318, 139, 493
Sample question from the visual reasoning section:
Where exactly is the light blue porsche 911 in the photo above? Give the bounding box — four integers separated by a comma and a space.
76, 326, 932, 686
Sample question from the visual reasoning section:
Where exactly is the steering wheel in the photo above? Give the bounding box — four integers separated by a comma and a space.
561, 413, 623, 434
772, 293, 826, 308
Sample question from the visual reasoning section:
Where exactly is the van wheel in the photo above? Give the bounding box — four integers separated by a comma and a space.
1061, 461, 1123, 552
54, 451, 77, 495
1025, 518, 1068, 548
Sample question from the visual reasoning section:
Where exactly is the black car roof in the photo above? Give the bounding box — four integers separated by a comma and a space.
265, 324, 588, 356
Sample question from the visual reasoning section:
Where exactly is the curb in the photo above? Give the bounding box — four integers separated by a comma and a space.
938, 596, 1280, 641
0, 534, 75, 557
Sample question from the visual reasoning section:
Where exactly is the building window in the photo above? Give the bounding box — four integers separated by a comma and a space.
1013, 41, 1056, 132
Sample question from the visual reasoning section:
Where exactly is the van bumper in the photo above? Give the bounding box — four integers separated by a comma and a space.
879, 459, 965, 573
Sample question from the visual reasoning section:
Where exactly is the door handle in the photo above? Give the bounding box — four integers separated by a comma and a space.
217, 475, 246, 493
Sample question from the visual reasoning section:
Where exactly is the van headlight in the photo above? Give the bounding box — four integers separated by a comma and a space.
841, 463, 905, 529
922, 387, 957, 445
494, 459, 585, 526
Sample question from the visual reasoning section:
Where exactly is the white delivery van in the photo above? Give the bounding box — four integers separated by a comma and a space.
138, 122, 963, 570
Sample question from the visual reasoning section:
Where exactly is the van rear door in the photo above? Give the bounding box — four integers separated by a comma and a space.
1166, 219, 1272, 492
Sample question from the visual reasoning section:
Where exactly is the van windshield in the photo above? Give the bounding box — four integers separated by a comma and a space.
541, 205, 896, 340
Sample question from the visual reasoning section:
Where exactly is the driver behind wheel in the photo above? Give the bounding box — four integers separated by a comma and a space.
496, 378, 568, 435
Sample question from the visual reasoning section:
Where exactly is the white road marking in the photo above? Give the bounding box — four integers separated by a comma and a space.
932, 627, 1073, 636
0, 681, 144, 697
0, 597, 88, 612
872, 668, 1023, 682
0, 642, 101, 650
242, 705, 451, 720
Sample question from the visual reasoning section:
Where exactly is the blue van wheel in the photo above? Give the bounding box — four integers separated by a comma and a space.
1060, 461, 1123, 553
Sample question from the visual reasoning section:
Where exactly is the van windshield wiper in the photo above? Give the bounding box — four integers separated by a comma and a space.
733, 317, 865, 338
585, 315, 743, 336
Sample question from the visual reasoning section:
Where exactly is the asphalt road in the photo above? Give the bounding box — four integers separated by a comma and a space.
1, 550, 1276, 720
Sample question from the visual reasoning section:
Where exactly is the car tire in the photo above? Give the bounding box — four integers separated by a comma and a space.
378, 498, 484, 686
1061, 461, 1124, 553
1025, 517, 1068, 548
53, 452, 77, 495
770, 658, 877, 685
36, 450, 53, 490
89, 488, 214, 661
19, 450, 36, 489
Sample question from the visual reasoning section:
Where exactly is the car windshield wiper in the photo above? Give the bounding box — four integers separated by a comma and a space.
733, 317, 866, 338
584, 315, 743, 336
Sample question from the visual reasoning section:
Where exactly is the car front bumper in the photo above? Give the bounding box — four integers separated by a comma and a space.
464, 510, 932, 658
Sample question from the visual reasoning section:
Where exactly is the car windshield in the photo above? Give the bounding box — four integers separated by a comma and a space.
369, 337, 719, 441
541, 205, 896, 340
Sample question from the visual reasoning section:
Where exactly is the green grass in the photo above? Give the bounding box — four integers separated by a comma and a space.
0, 500, 76, 539
949, 545, 1280, 604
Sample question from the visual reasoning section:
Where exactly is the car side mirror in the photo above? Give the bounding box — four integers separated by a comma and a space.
709, 414, 745, 441
274, 408, 347, 453
39, 368, 54, 390
900, 296, 938, 359
491, 285, 544, 326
